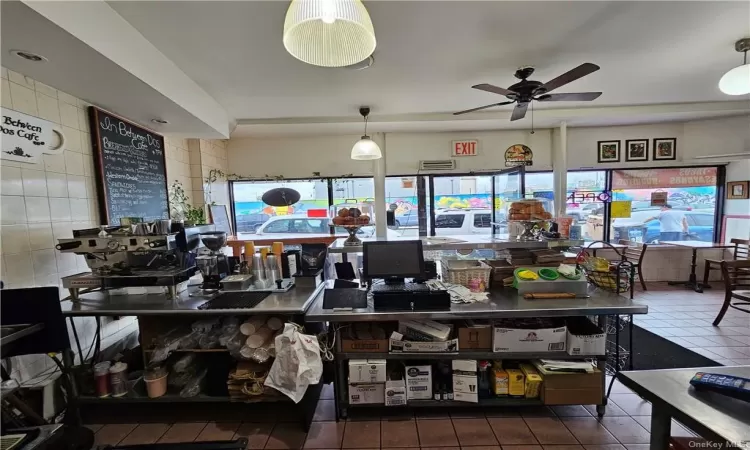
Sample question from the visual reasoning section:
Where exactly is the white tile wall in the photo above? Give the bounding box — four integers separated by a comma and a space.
0, 68, 145, 382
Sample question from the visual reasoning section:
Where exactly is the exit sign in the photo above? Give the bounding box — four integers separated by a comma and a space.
452, 140, 478, 157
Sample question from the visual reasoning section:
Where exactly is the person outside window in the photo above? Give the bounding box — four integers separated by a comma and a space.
643, 204, 688, 242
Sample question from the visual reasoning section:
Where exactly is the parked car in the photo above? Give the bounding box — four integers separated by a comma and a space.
255, 215, 392, 239
585, 206, 713, 243
235, 213, 271, 233
392, 211, 419, 229
434, 208, 495, 236
640, 211, 714, 243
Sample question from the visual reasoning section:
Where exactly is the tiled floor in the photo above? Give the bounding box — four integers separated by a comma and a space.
87, 282, 748, 448
631, 283, 750, 366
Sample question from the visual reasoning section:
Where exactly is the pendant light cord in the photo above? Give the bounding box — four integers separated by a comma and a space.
363, 114, 369, 137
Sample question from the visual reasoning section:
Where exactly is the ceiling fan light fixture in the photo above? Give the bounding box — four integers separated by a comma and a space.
719, 38, 750, 96
351, 106, 381, 160
283, 0, 377, 68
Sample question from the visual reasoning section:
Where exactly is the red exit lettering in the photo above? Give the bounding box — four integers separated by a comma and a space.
452, 140, 478, 156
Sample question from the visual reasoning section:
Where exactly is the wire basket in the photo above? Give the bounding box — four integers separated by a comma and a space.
440, 259, 491, 291
576, 241, 633, 294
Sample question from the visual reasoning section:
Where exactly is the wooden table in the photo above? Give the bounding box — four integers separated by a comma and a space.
661, 241, 734, 292
618, 366, 750, 450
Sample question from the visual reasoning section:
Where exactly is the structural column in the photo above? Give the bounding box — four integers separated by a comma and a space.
552, 122, 568, 217
373, 133, 387, 239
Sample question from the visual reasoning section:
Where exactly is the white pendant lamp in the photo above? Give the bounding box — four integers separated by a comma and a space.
719, 38, 750, 96
283, 0, 376, 68
351, 107, 381, 160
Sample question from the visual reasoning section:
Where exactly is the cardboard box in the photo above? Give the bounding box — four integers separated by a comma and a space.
458, 322, 493, 350
506, 369, 526, 397
520, 364, 542, 399
385, 379, 406, 406
542, 387, 602, 405
453, 391, 478, 403
390, 338, 459, 353
405, 365, 432, 400
453, 373, 478, 395
493, 325, 567, 353
348, 359, 387, 383
452, 360, 477, 373
566, 321, 606, 356
341, 338, 389, 353
348, 383, 385, 405
492, 368, 509, 396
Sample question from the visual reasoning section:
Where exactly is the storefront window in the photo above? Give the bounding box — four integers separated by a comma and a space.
607, 167, 718, 243
232, 180, 328, 234
431, 176, 493, 236
525, 171, 607, 241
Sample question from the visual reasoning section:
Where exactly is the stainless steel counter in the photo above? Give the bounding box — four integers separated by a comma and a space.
327, 235, 584, 253
305, 280, 647, 322
618, 366, 750, 450
61, 283, 325, 317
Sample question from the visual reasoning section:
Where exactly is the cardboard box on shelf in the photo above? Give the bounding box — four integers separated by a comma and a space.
385, 379, 406, 406
566, 318, 606, 356
520, 364, 542, 399
492, 368, 509, 396
405, 365, 432, 400
452, 360, 478, 373
348, 383, 385, 405
390, 338, 459, 353
453, 373, 478, 395
493, 323, 567, 353
506, 368, 526, 397
349, 359, 387, 383
340, 324, 390, 353
458, 321, 493, 350
533, 364, 603, 406
453, 391, 478, 403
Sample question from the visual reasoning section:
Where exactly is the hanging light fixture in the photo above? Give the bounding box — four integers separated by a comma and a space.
719, 38, 750, 96
283, 0, 376, 68
351, 107, 381, 160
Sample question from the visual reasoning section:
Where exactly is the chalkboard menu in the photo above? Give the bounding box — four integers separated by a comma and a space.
89, 107, 169, 225
210, 204, 232, 235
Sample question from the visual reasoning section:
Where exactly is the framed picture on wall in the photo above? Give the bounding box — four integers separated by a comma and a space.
597, 140, 620, 163
727, 181, 749, 199
625, 139, 648, 162
653, 138, 677, 160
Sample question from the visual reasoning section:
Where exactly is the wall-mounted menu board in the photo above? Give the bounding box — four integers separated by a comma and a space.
89, 107, 169, 225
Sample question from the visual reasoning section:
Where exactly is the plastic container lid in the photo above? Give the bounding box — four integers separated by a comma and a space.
94, 362, 111, 375
538, 268, 559, 280
109, 362, 128, 374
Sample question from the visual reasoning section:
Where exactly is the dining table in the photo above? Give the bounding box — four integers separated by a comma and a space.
661, 240, 734, 292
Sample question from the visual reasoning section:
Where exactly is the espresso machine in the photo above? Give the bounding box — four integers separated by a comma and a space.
56, 223, 215, 300
195, 231, 231, 292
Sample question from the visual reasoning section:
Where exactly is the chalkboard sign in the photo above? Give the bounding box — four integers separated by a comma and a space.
210, 204, 232, 236
89, 107, 169, 225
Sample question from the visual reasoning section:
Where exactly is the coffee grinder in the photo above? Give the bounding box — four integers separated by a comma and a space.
196, 231, 230, 291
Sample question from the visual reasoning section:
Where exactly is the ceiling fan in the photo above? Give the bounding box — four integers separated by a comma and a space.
454, 63, 602, 121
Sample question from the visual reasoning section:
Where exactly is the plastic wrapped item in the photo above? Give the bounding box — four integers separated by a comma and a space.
191, 319, 219, 332
264, 323, 323, 403
178, 330, 201, 349
266, 316, 284, 331
226, 331, 244, 353
169, 367, 196, 387
180, 368, 208, 398
246, 326, 273, 349
172, 354, 196, 373
198, 329, 222, 349
240, 317, 266, 336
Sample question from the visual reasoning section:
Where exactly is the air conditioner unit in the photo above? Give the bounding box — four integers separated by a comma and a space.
419, 160, 456, 171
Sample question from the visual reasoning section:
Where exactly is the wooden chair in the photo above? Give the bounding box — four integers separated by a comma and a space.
713, 259, 750, 326
618, 240, 649, 291
702, 238, 749, 287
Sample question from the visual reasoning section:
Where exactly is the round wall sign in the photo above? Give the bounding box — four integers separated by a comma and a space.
504, 144, 533, 167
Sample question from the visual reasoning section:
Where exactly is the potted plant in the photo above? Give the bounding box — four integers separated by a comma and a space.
168, 180, 206, 226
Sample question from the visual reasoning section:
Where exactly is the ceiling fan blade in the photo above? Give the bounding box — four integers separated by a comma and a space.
536, 63, 600, 94
536, 92, 602, 102
510, 103, 528, 121
472, 83, 517, 97
453, 101, 514, 115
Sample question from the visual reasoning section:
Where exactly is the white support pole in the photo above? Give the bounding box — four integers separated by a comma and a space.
373, 133, 387, 239
552, 122, 568, 217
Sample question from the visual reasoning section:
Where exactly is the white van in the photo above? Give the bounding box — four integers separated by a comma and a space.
434, 209, 495, 236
